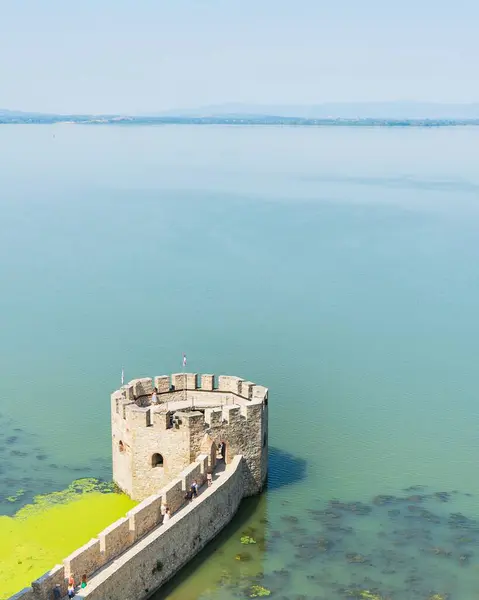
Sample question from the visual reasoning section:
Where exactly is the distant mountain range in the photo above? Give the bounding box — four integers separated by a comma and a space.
2, 102, 479, 125
154, 102, 479, 120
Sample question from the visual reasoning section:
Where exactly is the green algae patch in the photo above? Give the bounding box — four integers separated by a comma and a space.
0, 479, 136, 598
249, 585, 271, 597
241, 535, 257, 545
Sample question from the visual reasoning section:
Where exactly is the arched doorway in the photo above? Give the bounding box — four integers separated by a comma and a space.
151, 453, 164, 468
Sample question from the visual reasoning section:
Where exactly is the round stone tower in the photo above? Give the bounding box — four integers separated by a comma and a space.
111, 373, 268, 501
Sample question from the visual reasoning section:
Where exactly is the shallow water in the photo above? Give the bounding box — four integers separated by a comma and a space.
1, 124, 479, 599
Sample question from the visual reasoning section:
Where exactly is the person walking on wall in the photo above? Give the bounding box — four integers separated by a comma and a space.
191, 480, 199, 498
207, 469, 213, 486
151, 387, 158, 404
67, 583, 75, 598
81, 574, 87, 589
218, 442, 225, 461
163, 507, 171, 522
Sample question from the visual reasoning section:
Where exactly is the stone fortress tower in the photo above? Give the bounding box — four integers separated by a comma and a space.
111, 373, 269, 502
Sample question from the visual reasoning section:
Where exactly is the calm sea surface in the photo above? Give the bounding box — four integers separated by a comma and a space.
1, 125, 479, 599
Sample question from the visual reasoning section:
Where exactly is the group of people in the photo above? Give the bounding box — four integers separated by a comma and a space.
53, 575, 87, 599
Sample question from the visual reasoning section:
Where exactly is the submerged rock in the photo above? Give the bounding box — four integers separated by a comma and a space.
423, 546, 452, 558
372, 495, 397, 506
434, 492, 451, 503
281, 515, 299, 524
449, 512, 477, 530
340, 587, 389, 599
329, 499, 372, 515
235, 552, 252, 561
346, 553, 370, 564
406, 495, 423, 503
404, 485, 426, 492
405, 506, 441, 524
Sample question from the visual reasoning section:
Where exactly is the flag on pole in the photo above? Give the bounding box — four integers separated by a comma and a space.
121, 367, 124, 386
182, 354, 187, 368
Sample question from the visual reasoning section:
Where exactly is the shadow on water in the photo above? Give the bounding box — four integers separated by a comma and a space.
267, 446, 307, 491
150, 447, 306, 600
150, 494, 267, 600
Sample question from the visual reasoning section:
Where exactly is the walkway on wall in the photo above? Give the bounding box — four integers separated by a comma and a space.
151, 396, 241, 413
70, 459, 228, 599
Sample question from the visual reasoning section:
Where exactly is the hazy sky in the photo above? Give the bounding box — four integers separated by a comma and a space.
1, 0, 478, 113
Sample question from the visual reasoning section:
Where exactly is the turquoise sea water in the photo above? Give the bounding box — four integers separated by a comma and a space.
1, 124, 479, 599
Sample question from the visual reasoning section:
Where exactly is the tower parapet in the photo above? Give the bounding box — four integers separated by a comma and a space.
111, 373, 268, 501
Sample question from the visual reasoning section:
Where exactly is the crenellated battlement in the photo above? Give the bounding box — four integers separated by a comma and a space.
115, 373, 268, 405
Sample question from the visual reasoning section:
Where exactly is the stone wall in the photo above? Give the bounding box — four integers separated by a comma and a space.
8, 455, 244, 600
79, 455, 245, 600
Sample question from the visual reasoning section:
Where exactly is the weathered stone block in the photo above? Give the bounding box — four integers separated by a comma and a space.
200, 374, 214, 390
180, 462, 202, 491
64, 539, 102, 580
127, 405, 150, 426
204, 407, 222, 427
176, 411, 205, 430
124, 383, 135, 400
99, 516, 133, 562
31, 564, 66, 600
239, 380, 254, 399
240, 400, 263, 420
251, 384, 268, 400
151, 409, 169, 429
218, 375, 243, 394
131, 377, 153, 397
162, 479, 184, 514
222, 405, 241, 423
128, 495, 162, 540
154, 375, 170, 394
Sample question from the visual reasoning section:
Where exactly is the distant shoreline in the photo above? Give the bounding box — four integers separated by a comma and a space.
2, 115, 479, 127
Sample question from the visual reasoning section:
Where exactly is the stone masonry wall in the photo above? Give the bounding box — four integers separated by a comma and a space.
9, 456, 245, 600
78, 456, 245, 600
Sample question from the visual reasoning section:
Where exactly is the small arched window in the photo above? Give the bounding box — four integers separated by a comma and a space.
119, 441, 125, 453
152, 453, 164, 468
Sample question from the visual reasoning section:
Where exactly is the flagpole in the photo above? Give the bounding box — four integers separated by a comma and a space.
182, 353, 187, 405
